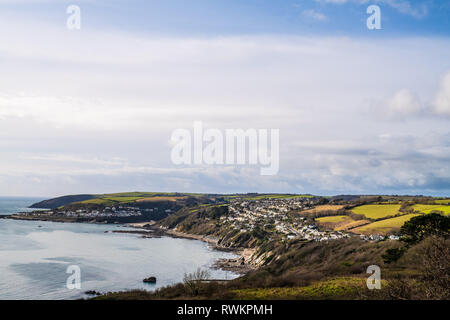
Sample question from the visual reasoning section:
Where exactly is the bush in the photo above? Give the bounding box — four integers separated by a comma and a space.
382, 248, 405, 264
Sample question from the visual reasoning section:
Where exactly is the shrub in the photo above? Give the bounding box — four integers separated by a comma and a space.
382, 248, 405, 264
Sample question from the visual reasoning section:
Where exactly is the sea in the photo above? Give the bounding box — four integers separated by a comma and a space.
0, 197, 239, 300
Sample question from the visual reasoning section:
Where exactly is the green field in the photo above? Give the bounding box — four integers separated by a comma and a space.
353, 214, 420, 235
100, 192, 206, 198
76, 196, 143, 205
102, 196, 144, 203
351, 204, 401, 219
316, 215, 350, 223
434, 199, 450, 204
73, 192, 196, 206
77, 198, 115, 205
412, 204, 450, 215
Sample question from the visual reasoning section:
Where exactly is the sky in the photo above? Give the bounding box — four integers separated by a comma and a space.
0, 0, 449, 197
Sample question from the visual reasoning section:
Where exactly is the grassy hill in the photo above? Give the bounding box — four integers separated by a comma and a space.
92, 195, 449, 300
29, 192, 210, 209
29, 192, 317, 209
29, 194, 96, 209
353, 214, 421, 235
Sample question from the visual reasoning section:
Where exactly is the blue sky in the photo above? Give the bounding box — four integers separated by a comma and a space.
3, 0, 450, 36
0, 0, 449, 197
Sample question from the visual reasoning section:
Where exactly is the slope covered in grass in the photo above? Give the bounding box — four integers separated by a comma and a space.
351, 204, 401, 219
412, 204, 450, 215
316, 215, 350, 223
353, 214, 420, 235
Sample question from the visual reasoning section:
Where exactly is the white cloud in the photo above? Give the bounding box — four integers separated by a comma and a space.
382, 0, 428, 19
386, 89, 422, 118
302, 9, 328, 21
432, 71, 450, 116
0, 13, 449, 196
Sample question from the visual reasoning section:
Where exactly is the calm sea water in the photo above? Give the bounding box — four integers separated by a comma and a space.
0, 196, 47, 215
0, 197, 238, 300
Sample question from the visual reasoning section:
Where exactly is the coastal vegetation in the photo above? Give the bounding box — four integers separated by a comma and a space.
13, 192, 450, 300
95, 222, 449, 300
88, 195, 449, 300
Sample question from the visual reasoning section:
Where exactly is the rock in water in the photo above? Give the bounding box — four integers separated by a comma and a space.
143, 276, 157, 283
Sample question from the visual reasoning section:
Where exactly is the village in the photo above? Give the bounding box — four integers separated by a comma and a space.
17, 196, 400, 242
18, 206, 168, 218
222, 198, 352, 242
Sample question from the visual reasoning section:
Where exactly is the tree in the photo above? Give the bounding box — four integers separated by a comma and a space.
382, 213, 450, 263
400, 213, 450, 245
183, 268, 211, 296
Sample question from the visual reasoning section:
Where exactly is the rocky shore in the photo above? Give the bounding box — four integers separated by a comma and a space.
211, 248, 258, 274
111, 229, 165, 238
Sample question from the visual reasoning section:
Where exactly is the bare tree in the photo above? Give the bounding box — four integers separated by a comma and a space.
183, 268, 211, 296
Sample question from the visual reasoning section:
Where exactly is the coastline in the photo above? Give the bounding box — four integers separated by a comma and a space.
1, 214, 85, 223
165, 229, 257, 274
127, 224, 258, 275
2, 214, 257, 276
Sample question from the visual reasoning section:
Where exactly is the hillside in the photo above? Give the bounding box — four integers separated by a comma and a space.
98, 196, 450, 300
30, 194, 96, 209
29, 192, 208, 209
28, 192, 316, 211
21, 192, 320, 224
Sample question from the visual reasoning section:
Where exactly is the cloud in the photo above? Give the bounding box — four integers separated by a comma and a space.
432, 71, 450, 116
302, 9, 328, 21
368, 71, 450, 119
386, 89, 422, 118
382, 0, 428, 19
0, 13, 449, 196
